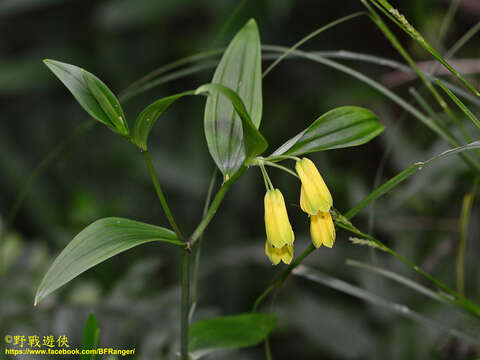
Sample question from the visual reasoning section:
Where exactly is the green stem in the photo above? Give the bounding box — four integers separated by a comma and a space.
143, 151, 183, 241
262, 11, 365, 78
181, 251, 191, 360
253, 203, 480, 318
188, 167, 245, 248
265, 336, 273, 360
259, 163, 274, 190
252, 244, 315, 311
333, 210, 480, 318
263, 161, 300, 179
191, 169, 218, 317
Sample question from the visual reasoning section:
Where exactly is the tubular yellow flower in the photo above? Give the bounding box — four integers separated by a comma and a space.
264, 189, 295, 248
265, 241, 293, 265
310, 211, 335, 248
296, 158, 333, 215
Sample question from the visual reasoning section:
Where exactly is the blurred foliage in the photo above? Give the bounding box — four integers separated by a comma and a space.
2, 0, 480, 359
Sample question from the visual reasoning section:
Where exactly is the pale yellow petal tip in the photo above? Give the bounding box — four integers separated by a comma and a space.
310, 211, 335, 249
265, 241, 294, 265
312, 237, 323, 249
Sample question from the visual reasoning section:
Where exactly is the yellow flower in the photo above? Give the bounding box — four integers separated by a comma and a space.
310, 211, 335, 248
264, 189, 295, 248
265, 241, 293, 265
296, 158, 332, 215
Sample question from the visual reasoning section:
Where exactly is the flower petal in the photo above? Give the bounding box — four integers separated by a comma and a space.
265, 241, 294, 265
296, 158, 332, 215
264, 189, 294, 248
310, 211, 335, 248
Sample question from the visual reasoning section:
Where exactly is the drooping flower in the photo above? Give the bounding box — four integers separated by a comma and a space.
265, 241, 293, 265
310, 211, 335, 248
264, 189, 295, 249
296, 157, 332, 215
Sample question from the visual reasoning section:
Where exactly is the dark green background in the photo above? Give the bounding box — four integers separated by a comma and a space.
1, 0, 480, 359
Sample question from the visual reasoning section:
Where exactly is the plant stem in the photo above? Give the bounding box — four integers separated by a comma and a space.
143, 150, 183, 241
181, 250, 191, 360
333, 210, 480, 318
253, 204, 480, 318
191, 169, 218, 320
187, 167, 245, 248
263, 161, 299, 179
252, 244, 315, 311
265, 336, 273, 360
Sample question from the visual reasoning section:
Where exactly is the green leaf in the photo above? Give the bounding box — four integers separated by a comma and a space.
197, 83, 267, 167
82, 70, 128, 136
132, 90, 195, 151
81, 313, 100, 360
34, 217, 183, 305
203, 18, 263, 178
272, 106, 384, 156
43, 59, 127, 136
189, 313, 276, 359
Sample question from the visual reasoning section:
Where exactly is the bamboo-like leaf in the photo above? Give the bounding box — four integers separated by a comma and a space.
203, 18, 263, 178
197, 83, 267, 166
294, 265, 480, 345
44, 59, 127, 135
81, 313, 100, 360
34, 217, 183, 305
189, 313, 276, 359
82, 70, 128, 136
272, 106, 384, 156
132, 90, 195, 151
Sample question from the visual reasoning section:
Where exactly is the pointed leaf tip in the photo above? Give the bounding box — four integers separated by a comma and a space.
203, 18, 263, 177
34, 217, 183, 305
43, 59, 127, 136
272, 106, 384, 156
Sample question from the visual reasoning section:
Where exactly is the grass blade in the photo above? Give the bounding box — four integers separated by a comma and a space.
262, 11, 364, 78
368, 0, 480, 97
435, 79, 480, 130
345, 141, 480, 220
262, 45, 480, 173
294, 265, 480, 345
346, 259, 447, 303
